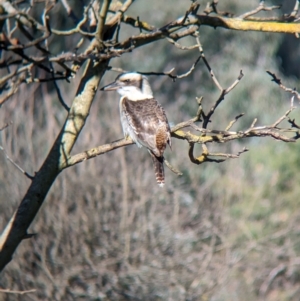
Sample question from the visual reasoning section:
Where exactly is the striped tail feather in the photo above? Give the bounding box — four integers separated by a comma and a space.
149, 151, 165, 187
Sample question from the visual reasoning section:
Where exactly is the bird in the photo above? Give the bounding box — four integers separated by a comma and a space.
100, 72, 171, 187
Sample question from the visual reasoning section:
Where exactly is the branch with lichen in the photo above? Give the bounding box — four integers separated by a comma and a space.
62, 92, 299, 169
1, 0, 299, 107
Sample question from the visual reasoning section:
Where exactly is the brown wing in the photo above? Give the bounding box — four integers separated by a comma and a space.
122, 97, 171, 156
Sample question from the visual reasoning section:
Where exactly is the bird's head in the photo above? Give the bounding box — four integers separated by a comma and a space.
100, 72, 153, 100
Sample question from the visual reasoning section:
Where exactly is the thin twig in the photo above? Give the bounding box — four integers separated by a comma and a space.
61, 0, 81, 25
0, 146, 34, 180
106, 0, 135, 26
195, 32, 223, 91
267, 71, 300, 101
239, 3, 281, 20
52, 77, 70, 111
288, 118, 300, 129
203, 70, 244, 128
107, 56, 201, 81
164, 159, 183, 176
290, 0, 300, 18
166, 37, 198, 50
225, 113, 245, 131
0, 288, 36, 295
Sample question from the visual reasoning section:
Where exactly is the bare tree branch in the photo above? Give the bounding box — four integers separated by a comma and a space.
0, 1, 118, 269
57, 100, 298, 172
0, 288, 36, 295
267, 71, 300, 101
239, 3, 282, 20
0, 145, 34, 179
96, 0, 112, 41
188, 142, 249, 165
202, 70, 244, 128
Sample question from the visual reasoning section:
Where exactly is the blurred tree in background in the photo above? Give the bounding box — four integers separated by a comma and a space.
1, 0, 300, 300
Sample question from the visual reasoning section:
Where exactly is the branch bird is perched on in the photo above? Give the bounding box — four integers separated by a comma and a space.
101, 72, 171, 187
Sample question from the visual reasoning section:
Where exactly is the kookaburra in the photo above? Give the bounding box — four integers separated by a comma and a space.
100, 72, 171, 187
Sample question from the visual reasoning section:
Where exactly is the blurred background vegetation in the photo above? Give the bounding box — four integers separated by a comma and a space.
1, 0, 300, 300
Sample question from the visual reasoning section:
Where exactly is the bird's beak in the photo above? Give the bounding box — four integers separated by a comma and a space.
100, 81, 119, 91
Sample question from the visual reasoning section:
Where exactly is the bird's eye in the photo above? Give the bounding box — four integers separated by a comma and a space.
124, 79, 130, 83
